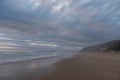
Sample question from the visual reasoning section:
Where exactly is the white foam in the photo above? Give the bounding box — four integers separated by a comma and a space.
0, 53, 59, 64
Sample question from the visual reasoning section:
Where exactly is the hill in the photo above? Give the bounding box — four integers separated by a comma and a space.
81, 40, 120, 52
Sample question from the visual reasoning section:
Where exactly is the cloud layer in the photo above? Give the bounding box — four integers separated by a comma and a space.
0, 0, 120, 51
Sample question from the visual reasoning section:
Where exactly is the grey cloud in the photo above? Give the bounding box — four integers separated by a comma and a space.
0, 0, 120, 48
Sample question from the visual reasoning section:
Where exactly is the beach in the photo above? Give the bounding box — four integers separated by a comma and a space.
0, 52, 120, 80
42, 52, 120, 80
0, 56, 61, 80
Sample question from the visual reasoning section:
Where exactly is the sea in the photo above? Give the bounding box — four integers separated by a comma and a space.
0, 48, 80, 79
0, 48, 79, 64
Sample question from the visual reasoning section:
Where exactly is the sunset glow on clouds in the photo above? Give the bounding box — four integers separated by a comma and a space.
0, 0, 120, 51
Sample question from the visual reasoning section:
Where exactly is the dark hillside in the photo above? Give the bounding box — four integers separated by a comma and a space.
81, 40, 120, 52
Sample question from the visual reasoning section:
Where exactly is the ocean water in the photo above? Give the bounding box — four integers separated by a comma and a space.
0, 49, 78, 80
0, 50, 77, 64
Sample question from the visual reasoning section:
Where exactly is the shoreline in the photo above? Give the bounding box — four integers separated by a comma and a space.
0, 51, 78, 65
0, 52, 78, 80
0, 55, 58, 65
0, 52, 120, 80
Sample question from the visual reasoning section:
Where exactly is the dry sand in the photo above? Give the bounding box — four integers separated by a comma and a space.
41, 52, 120, 80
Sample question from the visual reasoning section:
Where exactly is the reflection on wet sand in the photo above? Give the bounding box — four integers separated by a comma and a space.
0, 58, 57, 80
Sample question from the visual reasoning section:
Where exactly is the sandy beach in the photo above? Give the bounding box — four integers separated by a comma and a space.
41, 52, 120, 80
0, 52, 120, 80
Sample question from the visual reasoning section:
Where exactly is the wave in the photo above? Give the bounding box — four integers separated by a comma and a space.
0, 53, 59, 64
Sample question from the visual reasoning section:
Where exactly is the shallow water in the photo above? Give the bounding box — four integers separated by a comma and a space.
0, 49, 77, 64
0, 50, 78, 80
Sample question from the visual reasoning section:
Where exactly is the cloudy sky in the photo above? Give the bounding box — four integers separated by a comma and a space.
0, 0, 120, 51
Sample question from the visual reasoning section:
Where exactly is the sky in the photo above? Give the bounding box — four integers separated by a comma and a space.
0, 0, 120, 51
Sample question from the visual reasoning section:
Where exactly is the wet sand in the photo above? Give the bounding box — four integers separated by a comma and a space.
0, 52, 120, 80
0, 57, 61, 80
42, 52, 120, 80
